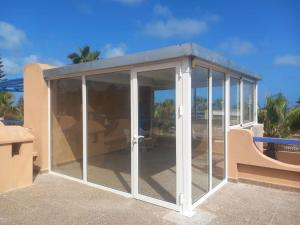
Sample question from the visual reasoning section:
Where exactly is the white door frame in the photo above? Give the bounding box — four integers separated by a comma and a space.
131, 61, 183, 211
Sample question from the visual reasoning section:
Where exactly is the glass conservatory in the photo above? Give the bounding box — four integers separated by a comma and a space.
44, 43, 260, 215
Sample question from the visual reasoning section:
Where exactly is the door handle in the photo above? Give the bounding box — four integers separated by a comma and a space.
132, 135, 144, 144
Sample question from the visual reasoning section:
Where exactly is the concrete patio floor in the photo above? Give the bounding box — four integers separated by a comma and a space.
0, 174, 299, 225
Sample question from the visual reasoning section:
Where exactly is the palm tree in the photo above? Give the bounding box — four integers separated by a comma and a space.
0, 56, 6, 81
259, 93, 300, 137
195, 96, 207, 112
154, 99, 175, 132
260, 93, 290, 138
15, 96, 24, 120
0, 92, 16, 119
68, 45, 100, 64
288, 103, 300, 133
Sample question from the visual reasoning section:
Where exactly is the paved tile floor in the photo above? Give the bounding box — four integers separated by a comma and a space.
0, 174, 299, 225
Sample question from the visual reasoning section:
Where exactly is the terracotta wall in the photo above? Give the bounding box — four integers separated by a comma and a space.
24, 64, 54, 172
228, 128, 300, 189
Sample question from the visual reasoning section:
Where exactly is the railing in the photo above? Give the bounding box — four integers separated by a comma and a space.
0, 120, 23, 126
253, 137, 300, 145
253, 136, 300, 165
0, 78, 23, 92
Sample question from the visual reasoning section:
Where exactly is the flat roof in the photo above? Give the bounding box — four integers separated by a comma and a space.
43, 43, 261, 80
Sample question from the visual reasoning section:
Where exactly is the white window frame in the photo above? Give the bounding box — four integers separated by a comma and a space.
190, 61, 228, 211
228, 75, 258, 129
228, 75, 242, 127
48, 75, 133, 198
241, 78, 256, 127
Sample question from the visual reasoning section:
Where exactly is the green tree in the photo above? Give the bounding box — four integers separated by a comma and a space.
68, 45, 100, 64
195, 96, 207, 112
0, 92, 15, 118
15, 96, 24, 120
212, 98, 223, 110
258, 93, 300, 137
0, 56, 6, 81
154, 99, 175, 133
287, 104, 300, 132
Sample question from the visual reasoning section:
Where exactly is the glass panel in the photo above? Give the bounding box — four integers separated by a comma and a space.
137, 68, 176, 204
191, 66, 209, 203
243, 81, 254, 123
212, 71, 225, 188
51, 78, 83, 179
86, 72, 131, 193
230, 77, 240, 125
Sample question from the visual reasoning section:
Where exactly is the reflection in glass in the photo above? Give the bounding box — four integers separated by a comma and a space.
137, 68, 176, 204
191, 66, 209, 203
212, 71, 225, 187
86, 72, 131, 193
51, 78, 83, 179
230, 77, 240, 125
243, 81, 254, 123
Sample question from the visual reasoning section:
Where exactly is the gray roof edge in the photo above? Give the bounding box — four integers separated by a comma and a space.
190, 43, 261, 80
43, 43, 193, 78
43, 43, 261, 80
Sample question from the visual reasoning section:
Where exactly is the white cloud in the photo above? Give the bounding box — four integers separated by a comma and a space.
2, 55, 64, 76
112, 0, 144, 5
205, 14, 221, 23
103, 44, 127, 58
141, 5, 219, 39
143, 18, 208, 39
274, 54, 300, 67
219, 37, 256, 55
23, 54, 40, 64
2, 57, 22, 75
153, 4, 172, 17
0, 21, 27, 50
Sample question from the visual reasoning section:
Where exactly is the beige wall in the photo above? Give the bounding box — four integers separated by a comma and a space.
0, 126, 34, 192
24, 64, 55, 172
228, 128, 300, 189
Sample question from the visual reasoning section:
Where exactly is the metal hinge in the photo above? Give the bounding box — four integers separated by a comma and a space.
178, 105, 183, 117
178, 193, 184, 206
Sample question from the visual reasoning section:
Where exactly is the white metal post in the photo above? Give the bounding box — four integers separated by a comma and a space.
225, 74, 230, 179
82, 76, 87, 182
180, 58, 192, 216
175, 65, 182, 210
208, 69, 213, 191
254, 81, 258, 123
47, 80, 51, 172
131, 69, 138, 197
240, 78, 244, 125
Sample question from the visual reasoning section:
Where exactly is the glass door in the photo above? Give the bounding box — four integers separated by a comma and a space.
132, 67, 178, 208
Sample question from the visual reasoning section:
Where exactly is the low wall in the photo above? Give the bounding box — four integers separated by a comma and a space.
0, 126, 35, 192
228, 128, 300, 189
276, 151, 300, 165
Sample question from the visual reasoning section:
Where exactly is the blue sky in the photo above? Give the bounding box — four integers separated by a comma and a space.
1, 0, 300, 106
